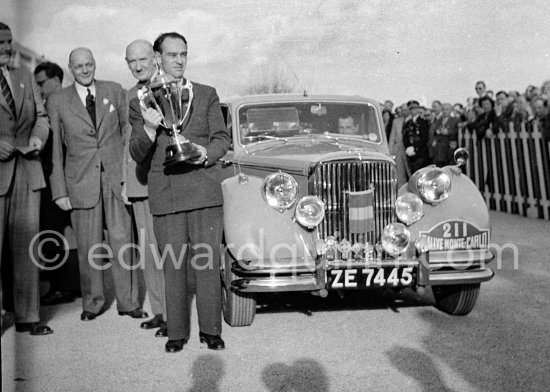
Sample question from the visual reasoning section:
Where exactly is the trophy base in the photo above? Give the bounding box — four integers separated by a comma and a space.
163, 142, 202, 167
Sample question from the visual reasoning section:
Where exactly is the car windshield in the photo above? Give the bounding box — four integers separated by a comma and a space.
237, 102, 382, 145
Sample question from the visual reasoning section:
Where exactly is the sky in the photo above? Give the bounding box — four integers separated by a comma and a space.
4, 0, 550, 106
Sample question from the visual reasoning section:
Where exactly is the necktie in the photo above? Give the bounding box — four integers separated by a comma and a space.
86, 88, 96, 128
0, 69, 16, 118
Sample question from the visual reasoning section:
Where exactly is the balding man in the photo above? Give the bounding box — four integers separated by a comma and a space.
123, 40, 167, 337
48, 48, 146, 322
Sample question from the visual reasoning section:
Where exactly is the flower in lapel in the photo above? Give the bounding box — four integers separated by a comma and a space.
103, 98, 109, 105
20, 82, 25, 89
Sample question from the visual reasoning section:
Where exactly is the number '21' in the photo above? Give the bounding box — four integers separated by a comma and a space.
442, 222, 468, 238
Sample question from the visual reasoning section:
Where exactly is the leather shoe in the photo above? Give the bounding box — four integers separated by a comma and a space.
165, 338, 188, 353
15, 322, 54, 336
140, 314, 163, 329
118, 309, 149, 319
199, 332, 225, 350
80, 311, 97, 321
41, 291, 76, 306
155, 323, 168, 337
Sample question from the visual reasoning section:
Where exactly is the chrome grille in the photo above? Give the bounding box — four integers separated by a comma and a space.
311, 160, 397, 243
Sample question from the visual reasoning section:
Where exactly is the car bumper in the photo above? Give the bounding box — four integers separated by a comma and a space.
230, 249, 495, 292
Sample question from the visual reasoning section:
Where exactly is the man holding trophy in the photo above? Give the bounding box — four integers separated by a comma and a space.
129, 32, 231, 353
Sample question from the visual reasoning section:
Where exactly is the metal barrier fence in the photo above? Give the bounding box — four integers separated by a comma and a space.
458, 122, 550, 220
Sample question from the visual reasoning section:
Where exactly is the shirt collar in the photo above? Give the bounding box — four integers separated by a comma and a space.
75, 81, 95, 96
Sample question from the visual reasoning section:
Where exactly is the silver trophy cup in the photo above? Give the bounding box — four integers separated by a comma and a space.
138, 71, 200, 167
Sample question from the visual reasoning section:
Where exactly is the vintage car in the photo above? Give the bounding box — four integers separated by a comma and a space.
218, 94, 494, 327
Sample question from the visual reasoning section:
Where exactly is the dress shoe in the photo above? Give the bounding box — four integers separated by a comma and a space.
80, 311, 97, 321
41, 291, 76, 306
15, 322, 53, 336
155, 323, 168, 337
118, 309, 149, 319
199, 332, 225, 350
140, 314, 163, 329
165, 338, 188, 353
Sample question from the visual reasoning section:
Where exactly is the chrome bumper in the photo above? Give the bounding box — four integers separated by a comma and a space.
230, 249, 495, 292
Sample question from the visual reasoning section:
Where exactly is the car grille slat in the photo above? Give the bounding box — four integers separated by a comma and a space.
312, 160, 397, 244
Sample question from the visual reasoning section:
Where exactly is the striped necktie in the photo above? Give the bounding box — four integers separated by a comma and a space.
0, 69, 16, 118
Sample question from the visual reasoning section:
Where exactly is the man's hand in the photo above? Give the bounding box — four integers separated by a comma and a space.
55, 197, 73, 211
141, 107, 163, 140
0, 140, 15, 161
405, 146, 416, 157
121, 182, 130, 205
190, 143, 207, 165
28, 135, 43, 153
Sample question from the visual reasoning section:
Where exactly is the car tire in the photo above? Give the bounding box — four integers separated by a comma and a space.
432, 283, 480, 315
221, 252, 257, 327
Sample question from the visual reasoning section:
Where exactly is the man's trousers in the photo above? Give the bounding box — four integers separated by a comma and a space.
71, 174, 139, 314
153, 206, 223, 340
0, 160, 41, 323
132, 197, 166, 319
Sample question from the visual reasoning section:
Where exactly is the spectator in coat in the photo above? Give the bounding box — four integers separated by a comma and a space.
403, 100, 430, 174
429, 103, 459, 167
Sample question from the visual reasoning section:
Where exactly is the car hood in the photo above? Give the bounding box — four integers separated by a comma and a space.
234, 138, 392, 175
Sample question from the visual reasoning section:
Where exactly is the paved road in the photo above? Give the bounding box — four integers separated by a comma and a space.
2, 211, 549, 392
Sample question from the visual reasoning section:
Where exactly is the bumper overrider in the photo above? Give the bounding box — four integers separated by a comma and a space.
229, 241, 495, 293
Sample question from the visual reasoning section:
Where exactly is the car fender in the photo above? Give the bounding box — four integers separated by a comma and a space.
221, 174, 317, 262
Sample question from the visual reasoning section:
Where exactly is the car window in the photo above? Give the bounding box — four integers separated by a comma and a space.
237, 102, 381, 145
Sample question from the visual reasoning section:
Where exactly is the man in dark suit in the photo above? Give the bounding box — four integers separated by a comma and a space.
403, 100, 430, 174
48, 47, 147, 321
429, 103, 459, 167
34, 61, 81, 306
0, 23, 52, 335
124, 39, 167, 337
129, 32, 231, 353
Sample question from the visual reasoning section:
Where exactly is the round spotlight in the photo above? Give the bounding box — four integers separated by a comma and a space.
295, 196, 325, 229
417, 168, 451, 204
395, 192, 423, 225
381, 223, 411, 256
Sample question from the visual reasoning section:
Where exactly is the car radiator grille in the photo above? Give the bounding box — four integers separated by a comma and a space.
311, 160, 397, 244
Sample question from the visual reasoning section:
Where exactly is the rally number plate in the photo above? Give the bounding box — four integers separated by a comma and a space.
327, 267, 415, 290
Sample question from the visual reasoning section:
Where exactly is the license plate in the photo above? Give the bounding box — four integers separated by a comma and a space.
327, 266, 415, 289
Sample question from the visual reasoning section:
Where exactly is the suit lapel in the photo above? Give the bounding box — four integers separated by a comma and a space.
179, 84, 195, 134
95, 81, 109, 132
68, 85, 95, 128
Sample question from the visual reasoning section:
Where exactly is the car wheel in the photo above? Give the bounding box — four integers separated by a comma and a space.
221, 251, 257, 327
432, 283, 480, 315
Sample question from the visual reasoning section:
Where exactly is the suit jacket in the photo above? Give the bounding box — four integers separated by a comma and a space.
0, 67, 49, 196
122, 84, 149, 198
403, 116, 430, 173
48, 80, 129, 208
388, 116, 405, 156
129, 81, 231, 216
428, 116, 459, 163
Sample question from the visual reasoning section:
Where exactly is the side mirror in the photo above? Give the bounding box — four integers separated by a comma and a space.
453, 148, 469, 167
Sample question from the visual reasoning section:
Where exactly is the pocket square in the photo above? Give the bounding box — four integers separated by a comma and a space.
103, 98, 109, 105
109, 104, 115, 113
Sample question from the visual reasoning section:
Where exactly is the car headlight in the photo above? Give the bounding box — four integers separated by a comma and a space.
395, 192, 423, 225
417, 168, 451, 204
381, 223, 411, 256
295, 196, 325, 229
262, 172, 299, 212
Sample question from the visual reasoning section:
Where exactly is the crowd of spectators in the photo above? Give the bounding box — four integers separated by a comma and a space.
383, 79, 550, 186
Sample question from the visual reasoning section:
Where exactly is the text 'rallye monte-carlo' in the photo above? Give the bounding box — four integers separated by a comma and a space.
217, 94, 494, 327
